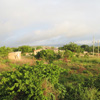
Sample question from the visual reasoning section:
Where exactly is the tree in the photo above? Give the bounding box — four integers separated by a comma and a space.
0, 46, 12, 57
18, 46, 33, 53
60, 42, 83, 53
12, 47, 18, 52
36, 46, 43, 50
81, 45, 90, 51
35, 49, 61, 63
35, 50, 47, 59
64, 50, 74, 58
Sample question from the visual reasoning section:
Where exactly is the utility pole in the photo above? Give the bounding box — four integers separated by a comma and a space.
93, 36, 95, 56
98, 40, 99, 57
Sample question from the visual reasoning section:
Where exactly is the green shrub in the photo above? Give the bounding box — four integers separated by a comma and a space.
83, 70, 89, 73
64, 50, 74, 58
18, 46, 33, 53
0, 61, 65, 100
84, 53, 89, 58
0, 46, 12, 57
94, 75, 100, 90
79, 87, 100, 100
35, 49, 61, 63
62, 83, 100, 100
2, 59, 10, 64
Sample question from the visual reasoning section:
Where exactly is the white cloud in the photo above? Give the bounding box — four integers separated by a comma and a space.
0, 0, 100, 46
75, 40, 93, 45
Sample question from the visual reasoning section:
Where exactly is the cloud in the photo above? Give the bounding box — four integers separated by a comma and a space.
0, 0, 100, 46
75, 40, 93, 45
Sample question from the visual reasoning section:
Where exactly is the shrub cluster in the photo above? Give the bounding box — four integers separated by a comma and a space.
0, 61, 66, 100
35, 49, 61, 63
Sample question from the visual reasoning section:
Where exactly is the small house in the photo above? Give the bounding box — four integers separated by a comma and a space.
53, 48, 59, 53
8, 51, 21, 60
34, 49, 42, 55
84, 51, 88, 54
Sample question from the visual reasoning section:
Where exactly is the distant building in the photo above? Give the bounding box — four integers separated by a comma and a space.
59, 50, 65, 53
53, 48, 59, 53
84, 51, 88, 54
8, 51, 21, 60
25, 53, 33, 56
34, 49, 42, 55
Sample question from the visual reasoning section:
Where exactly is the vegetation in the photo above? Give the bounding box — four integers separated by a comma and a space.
36, 46, 43, 50
18, 46, 34, 53
0, 46, 12, 57
81, 45, 92, 52
35, 49, 61, 63
59, 42, 83, 53
1, 43, 100, 100
53, 57, 100, 100
59, 42, 100, 53
64, 50, 74, 58
0, 61, 65, 100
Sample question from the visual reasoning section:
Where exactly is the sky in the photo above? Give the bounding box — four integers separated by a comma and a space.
0, 0, 100, 47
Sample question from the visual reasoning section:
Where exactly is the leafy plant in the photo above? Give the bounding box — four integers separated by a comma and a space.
0, 61, 65, 100
35, 49, 61, 63
18, 46, 33, 53
0, 46, 12, 57
64, 50, 74, 58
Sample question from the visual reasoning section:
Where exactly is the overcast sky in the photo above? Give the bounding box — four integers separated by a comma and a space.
0, 0, 100, 47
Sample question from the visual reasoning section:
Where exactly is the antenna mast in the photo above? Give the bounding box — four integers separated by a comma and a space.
98, 40, 99, 57
93, 36, 95, 56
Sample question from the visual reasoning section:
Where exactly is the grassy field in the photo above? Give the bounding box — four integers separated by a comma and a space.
0, 55, 100, 100
52, 56, 100, 100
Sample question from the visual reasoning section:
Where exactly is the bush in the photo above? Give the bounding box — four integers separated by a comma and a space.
60, 42, 83, 53
35, 49, 61, 63
64, 50, 74, 58
0, 62, 65, 100
0, 46, 12, 57
36, 46, 43, 50
18, 46, 33, 53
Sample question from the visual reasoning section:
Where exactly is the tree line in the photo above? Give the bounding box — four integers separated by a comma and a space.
59, 42, 99, 53
0, 42, 99, 58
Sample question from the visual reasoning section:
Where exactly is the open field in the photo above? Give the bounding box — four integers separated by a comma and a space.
0, 44, 100, 100
0, 55, 100, 100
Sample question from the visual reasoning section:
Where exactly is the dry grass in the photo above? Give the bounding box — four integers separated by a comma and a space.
42, 79, 59, 100
0, 56, 37, 72
77, 66, 86, 73
10, 56, 36, 66
0, 63, 10, 72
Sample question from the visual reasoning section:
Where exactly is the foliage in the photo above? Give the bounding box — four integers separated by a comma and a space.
35, 49, 61, 63
36, 46, 43, 50
0, 61, 65, 100
1, 44, 100, 100
59, 70, 100, 100
81, 45, 90, 51
59, 42, 83, 53
35, 50, 47, 59
94, 75, 100, 90
59, 43, 100, 53
18, 45, 33, 53
0, 46, 12, 57
11, 47, 18, 52
84, 53, 89, 58
64, 83, 100, 100
52, 57, 100, 100
64, 50, 74, 58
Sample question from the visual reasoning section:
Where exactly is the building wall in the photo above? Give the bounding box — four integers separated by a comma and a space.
8, 51, 21, 60
34, 49, 42, 55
